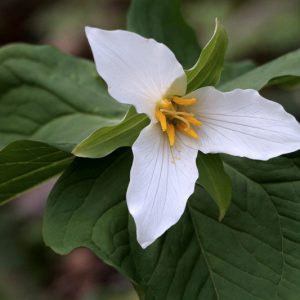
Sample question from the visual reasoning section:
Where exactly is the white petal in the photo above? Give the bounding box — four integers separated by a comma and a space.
85, 27, 186, 120
127, 124, 198, 248
187, 87, 300, 160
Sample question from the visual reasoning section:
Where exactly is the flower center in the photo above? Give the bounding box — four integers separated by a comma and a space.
155, 96, 202, 146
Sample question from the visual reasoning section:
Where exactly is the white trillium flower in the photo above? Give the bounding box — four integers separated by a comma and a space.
85, 27, 300, 248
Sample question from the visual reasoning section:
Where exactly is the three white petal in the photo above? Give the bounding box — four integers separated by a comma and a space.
86, 27, 300, 248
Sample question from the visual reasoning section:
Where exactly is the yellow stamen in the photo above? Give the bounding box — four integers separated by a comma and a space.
159, 109, 193, 129
166, 123, 175, 146
184, 116, 202, 126
155, 110, 167, 131
176, 123, 187, 133
160, 99, 173, 110
160, 109, 194, 117
184, 127, 199, 139
172, 96, 197, 106
173, 115, 191, 128
176, 123, 199, 139
156, 95, 201, 146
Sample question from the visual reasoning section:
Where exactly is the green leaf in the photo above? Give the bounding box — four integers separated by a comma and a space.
197, 153, 231, 220
268, 75, 300, 88
44, 150, 134, 259
218, 60, 256, 86
44, 149, 300, 299
73, 107, 149, 158
0, 44, 129, 152
0, 140, 72, 204
127, 0, 201, 68
186, 19, 228, 93
220, 48, 300, 91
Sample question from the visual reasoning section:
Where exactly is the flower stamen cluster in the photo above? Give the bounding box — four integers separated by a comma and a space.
155, 96, 202, 146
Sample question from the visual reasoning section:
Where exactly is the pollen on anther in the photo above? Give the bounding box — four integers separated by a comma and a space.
155, 110, 167, 131
156, 95, 202, 145
185, 127, 199, 139
176, 123, 199, 139
166, 123, 175, 146
184, 116, 202, 126
160, 99, 173, 110
172, 96, 197, 106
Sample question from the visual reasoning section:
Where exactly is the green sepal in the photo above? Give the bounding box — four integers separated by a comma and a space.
186, 19, 228, 93
197, 153, 231, 221
73, 107, 149, 158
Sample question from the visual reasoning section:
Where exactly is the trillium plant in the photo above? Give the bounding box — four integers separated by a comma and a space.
1, 1, 300, 298
86, 27, 300, 248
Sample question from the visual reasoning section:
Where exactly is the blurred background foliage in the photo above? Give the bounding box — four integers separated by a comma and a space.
0, 0, 299, 299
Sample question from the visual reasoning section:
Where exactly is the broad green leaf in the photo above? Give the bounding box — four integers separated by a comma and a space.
0, 44, 141, 203
44, 149, 300, 299
127, 0, 201, 68
0, 140, 72, 204
220, 48, 300, 91
0, 44, 129, 152
186, 19, 228, 93
73, 107, 149, 158
197, 153, 231, 220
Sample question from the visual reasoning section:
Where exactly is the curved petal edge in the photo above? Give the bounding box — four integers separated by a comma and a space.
188, 87, 300, 160
85, 27, 187, 121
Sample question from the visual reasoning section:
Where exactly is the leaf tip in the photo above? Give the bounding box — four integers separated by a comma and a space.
218, 209, 226, 222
